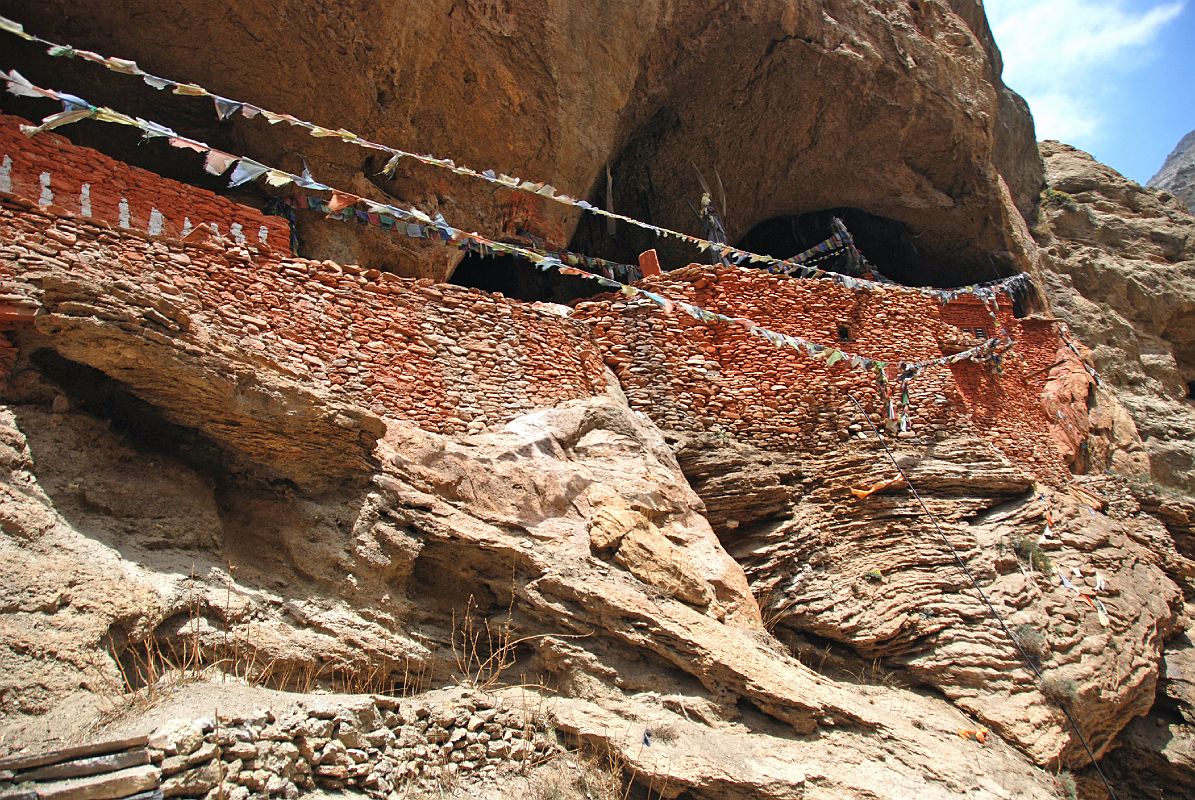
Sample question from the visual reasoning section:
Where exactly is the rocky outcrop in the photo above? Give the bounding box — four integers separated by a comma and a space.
1, 369, 1078, 799
0, 0, 1039, 282
675, 434, 1188, 769
0, 156, 1112, 796
1036, 141, 1195, 494
1149, 129, 1195, 212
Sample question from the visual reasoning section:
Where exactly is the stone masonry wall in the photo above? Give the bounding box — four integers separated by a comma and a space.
0, 690, 561, 800
0, 113, 1085, 485
0, 117, 291, 252
0, 115, 609, 438
574, 266, 1079, 485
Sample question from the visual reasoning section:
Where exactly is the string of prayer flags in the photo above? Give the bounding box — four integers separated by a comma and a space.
1055, 566, 1112, 628
0, 14, 1039, 305
850, 477, 908, 501
1040, 507, 1056, 544
3, 70, 1021, 429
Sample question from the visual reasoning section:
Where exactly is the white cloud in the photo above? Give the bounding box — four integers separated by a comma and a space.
984, 0, 1184, 143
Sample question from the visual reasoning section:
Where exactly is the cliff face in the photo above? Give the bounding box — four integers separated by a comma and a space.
3, 3, 1195, 799
3, 113, 1195, 799
1037, 141, 1195, 495
0, 0, 1041, 284
1149, 129, 1195, 211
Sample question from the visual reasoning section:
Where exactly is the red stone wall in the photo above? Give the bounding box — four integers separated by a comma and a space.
0, 112, 1088, 485
0, 111, 609, 434
575, 266, 1077, 485
0, 116, 290, 252
1, 199, 608, 434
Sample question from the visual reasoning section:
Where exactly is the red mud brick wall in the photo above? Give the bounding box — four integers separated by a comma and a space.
1, 201, 609, 433
0, 116, 290, 252
575, 265, 1074, 485
0, 115, 609, 433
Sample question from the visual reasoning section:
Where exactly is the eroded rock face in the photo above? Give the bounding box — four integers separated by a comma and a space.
1036, 141, 1195, 493
0, 390, 1071, 799
0, 0, 1039, 282
676, 434, 1188, 769
1149, 129, 1195, 212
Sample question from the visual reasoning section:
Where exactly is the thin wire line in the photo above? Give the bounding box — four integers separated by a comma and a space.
845, 393, 1119, 800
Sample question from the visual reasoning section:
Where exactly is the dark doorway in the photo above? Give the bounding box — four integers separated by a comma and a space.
737, 209, 929, 283
447, 251, 610, 304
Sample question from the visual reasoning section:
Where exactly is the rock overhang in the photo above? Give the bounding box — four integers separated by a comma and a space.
0, 0, 1042, 288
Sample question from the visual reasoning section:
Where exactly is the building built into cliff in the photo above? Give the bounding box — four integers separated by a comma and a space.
1, 114, 1096, 491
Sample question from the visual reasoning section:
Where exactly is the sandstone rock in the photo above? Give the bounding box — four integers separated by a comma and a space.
161, 760, 220, 798
1149, 128, 1195, 211
680, 432, 1184, 767
35, 765, 159, 800
148, 721, 204, 759
1036, 140, 1195, 494
159, 742, 217, 777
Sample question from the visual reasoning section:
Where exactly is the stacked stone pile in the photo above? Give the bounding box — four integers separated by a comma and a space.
2, 692, 560, 800
152, 692, 560, 800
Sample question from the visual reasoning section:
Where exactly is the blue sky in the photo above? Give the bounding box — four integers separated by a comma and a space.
985, 0, 1195, 184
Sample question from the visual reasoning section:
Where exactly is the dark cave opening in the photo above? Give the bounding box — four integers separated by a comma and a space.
447, 250, 609, 304
30, 349, 242, 483
736, 208, 983, 288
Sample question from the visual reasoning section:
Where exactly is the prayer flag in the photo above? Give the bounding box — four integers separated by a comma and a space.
204, 150, 237, 176
228, 158, 269, 187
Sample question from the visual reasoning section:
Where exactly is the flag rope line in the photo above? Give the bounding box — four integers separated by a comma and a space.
0, 14, 1032, 303
846, 393, 1119, 800
285, 194, 640, 283
1, 72, 1017, 410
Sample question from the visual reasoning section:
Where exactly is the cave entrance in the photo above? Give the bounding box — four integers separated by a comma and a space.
448, 250, 610, 304
736, 209, 994, 288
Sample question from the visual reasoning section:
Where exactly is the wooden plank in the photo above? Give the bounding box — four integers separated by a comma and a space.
18, 751, 149, 784
0, 788, 38, 800
34, 765, 158, 800
0, 738, 149, 773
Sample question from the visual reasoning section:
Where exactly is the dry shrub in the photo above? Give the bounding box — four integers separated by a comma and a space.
1040, 675, 1079, 707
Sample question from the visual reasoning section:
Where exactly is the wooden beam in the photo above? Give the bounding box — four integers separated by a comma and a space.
17, 750, 149, 783
0, 737, 148, 773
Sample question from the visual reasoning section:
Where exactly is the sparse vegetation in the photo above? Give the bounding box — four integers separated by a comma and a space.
1011, 535, 1053, 574
1056, 770, 1078, 800
90, 568, 435, 712
527, 748, 638, 800
1044, 187, 1078, 210
451, 595, 521, 691
650, 723, 679, 744
864, 569, 886, 584
1040, 675, 1079, 707
752, 584, 791, 634
1011, 623, 1048, 661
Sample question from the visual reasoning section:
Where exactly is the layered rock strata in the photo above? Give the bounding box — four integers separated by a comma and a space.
1149, 129, 1195, 211
1037, 141, 1195, 494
